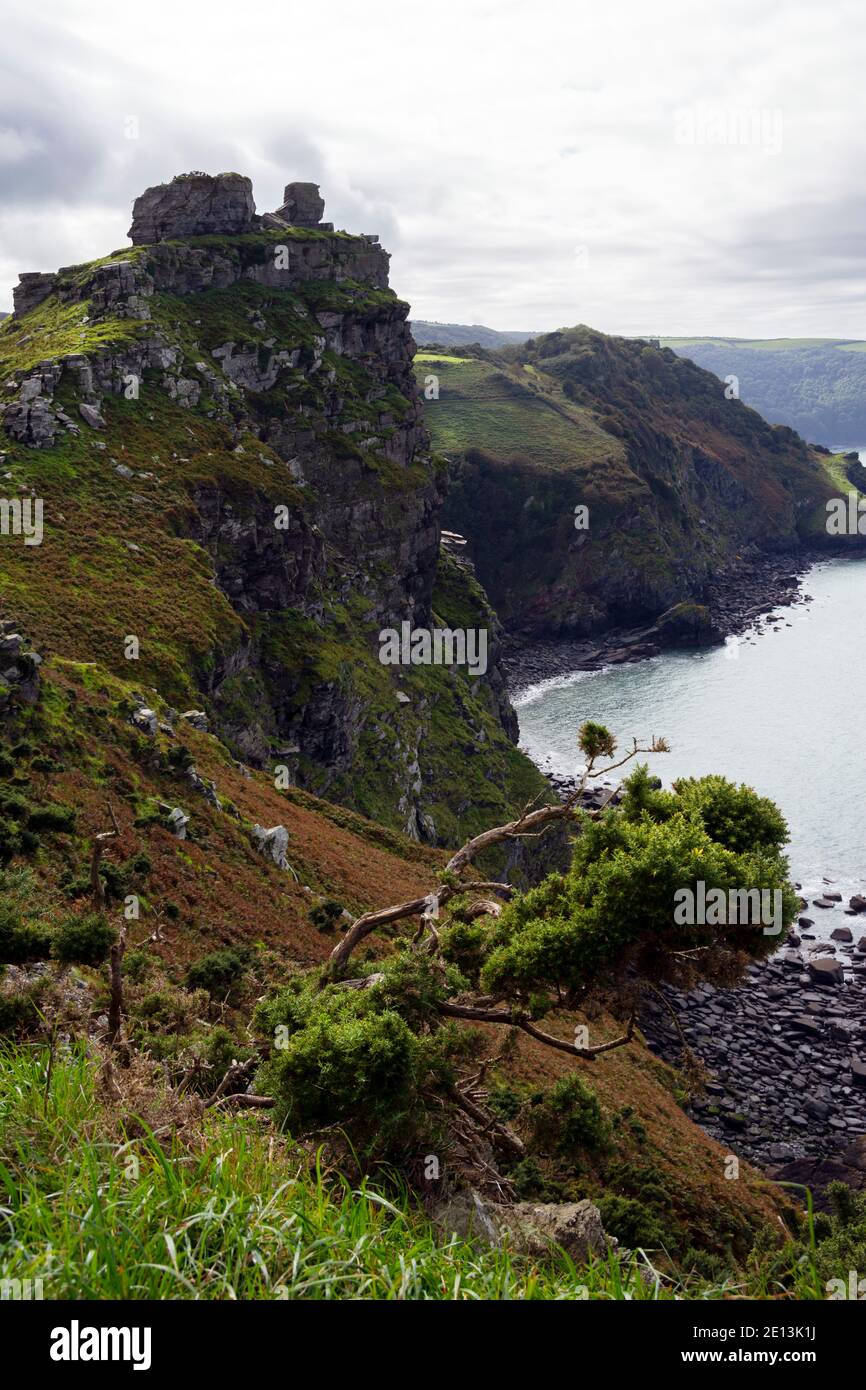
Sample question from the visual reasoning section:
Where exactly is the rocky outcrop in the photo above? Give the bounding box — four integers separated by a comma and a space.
271, 182, 325, 228
434, 1188, 608, 1262
252, 825, 292, 870
128, 172, 256, 245
0, 626, 41, 712
12, 272, 58, 318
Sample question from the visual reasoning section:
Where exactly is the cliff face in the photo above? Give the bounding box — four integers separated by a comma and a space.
422, 328, 852, 638
0, 173, 551, 855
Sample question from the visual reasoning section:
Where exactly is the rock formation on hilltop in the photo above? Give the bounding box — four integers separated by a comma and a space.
266, 182, 328, 230
0, 170, 553, 865
126, 171, 333, 245
128, 171, 257, 244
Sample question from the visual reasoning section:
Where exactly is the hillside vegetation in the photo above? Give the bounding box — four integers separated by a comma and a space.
2, 179, 859, 1302
418, 331, 855, 637
0, 226, 550, 855
663, 337, 866, 447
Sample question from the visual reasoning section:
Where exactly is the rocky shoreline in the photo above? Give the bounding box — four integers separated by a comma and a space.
503, 546, 815, 691
641, 920, 866, 1202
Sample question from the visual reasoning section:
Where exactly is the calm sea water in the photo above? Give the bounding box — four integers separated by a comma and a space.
514, 556, 866, 932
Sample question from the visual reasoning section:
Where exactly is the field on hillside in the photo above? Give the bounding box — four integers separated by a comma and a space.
415, 353, 624, 473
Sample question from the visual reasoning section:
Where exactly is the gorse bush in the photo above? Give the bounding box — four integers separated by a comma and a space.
186, 946, 252, 998
308, 899, 345, 933
53, 912, 115, 966
255, 956, 472, 1156
252, 742, 798, 1176
0, 791, 78, 863
597, 1194, 672, 1251
528, 1074, 611, 1157
26, 803, 76, 834
475, 768, 797, 1001
0, 903, 52, 962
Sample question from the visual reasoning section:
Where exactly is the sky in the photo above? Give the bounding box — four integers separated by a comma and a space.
1, 0, 865, 337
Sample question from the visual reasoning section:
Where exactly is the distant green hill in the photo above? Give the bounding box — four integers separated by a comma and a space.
413, 324, 866, 446
410, 320, 533, 349
663, 337, 866, 447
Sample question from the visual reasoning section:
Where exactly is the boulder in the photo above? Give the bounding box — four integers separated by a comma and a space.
181, 709, 209, 732
808, 956, 844, 986
131, 706, 157, 735
0, 624, 41, 710
79, 402, 106, 430
252, 823, 292, 870
433, 1188, 607, 1262
789, 1016, 823, 1037
2, 397, 59, 447
128, 172, 256, 245
849, 896, 866, 914
831, 926, 853, 942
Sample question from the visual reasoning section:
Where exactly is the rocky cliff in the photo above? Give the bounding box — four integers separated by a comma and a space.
420, 329, 856, 640
0, 172, 551, 856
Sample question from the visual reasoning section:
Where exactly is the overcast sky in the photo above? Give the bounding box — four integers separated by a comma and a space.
2, 0, 865, 336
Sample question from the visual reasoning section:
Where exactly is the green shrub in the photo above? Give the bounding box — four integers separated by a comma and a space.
124, 949, 154, 983
598, 1195, 670, 1250
529, 1074, 610, 1157
27, 803, 76, 834
53, 912, 115, 965
255, 964, 462, 1156
0, 982, 45, 1035
308, 899, 345, 934
481, 766, 797, 1001
0, 904, 52, 962
30, 755, 63, 774
131, 986, 206, 1035
186, 947, 251, 998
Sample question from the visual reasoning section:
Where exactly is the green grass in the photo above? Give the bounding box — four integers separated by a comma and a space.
0, 1041, 694, 1300
415, 356, 623, 472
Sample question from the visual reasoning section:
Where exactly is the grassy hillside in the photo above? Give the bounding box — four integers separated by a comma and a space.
417, 332, 852, 637
414, 324, 866, 448
0, 654, 813, 1295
